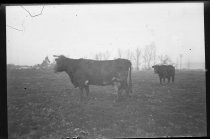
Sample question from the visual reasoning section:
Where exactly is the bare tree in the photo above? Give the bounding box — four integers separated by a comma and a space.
94, 54, 99, 60
118, 48, 123, 58
94, 53, 103, 60
133, 48, 141, 71
40, 56, 51, 69
158, 55, 163, 64
21, 6, 45, 18
158, 55, 172, 64
82, 56, 88, 59
126, 49, 132, 61
7, 6, 45, 32
143, 43, 156, 69
41, 56, 50, 66
164, 55, 171, 64
103, 51, 111, 60
94, 51, 110, 60
6, 25, 24, 32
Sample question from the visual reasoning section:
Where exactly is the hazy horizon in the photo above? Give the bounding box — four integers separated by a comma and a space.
6, 3, 205, 66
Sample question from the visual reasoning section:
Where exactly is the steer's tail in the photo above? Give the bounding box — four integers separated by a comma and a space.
129, 62, 132, 93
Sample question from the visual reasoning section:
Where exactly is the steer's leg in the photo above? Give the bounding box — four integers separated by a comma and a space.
79, 86, 84, 103
121, 82, 129, 98
159, 76, 162, 84
84, 85, 90, 98
113, 81, 121, 102
113, 82, 118, 102
172, 75, 175, 83
167, 77, 170, 83
117, 88, 122, 102
83, 86, 89, 103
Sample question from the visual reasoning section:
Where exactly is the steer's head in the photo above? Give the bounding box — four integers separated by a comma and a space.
152, 65, 159, 74
53, 55, 67, 72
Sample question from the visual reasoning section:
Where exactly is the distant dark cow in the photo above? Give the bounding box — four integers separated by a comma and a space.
53, 55, 132, 102
152, 64, 175, 84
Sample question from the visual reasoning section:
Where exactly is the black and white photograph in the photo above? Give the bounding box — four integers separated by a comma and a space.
6, 3, 206, 138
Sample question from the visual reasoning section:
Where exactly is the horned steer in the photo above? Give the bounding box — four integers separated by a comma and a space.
53, 55, 132, 102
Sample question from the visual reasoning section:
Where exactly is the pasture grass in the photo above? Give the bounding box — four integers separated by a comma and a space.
7, 69, 206, 138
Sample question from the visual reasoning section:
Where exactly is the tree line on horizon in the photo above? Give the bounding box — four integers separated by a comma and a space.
8, 43, 197, 70
92, 43, 187, 71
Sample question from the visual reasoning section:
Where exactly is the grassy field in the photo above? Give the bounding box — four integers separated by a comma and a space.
7, 69, 206, 138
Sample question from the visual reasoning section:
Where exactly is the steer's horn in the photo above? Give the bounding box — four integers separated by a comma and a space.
53, 55, 60, 57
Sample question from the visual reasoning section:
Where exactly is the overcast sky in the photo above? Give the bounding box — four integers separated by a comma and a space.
6, 3, 205, 66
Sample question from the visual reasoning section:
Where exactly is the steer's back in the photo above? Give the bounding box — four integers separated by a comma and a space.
76, 59, 131, 85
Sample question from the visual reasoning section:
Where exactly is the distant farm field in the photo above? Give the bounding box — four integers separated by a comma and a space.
7, 69, 206, 138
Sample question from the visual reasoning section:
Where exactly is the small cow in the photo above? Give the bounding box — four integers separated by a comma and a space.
53, 55, 132, 102
152, 64, 175, 84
